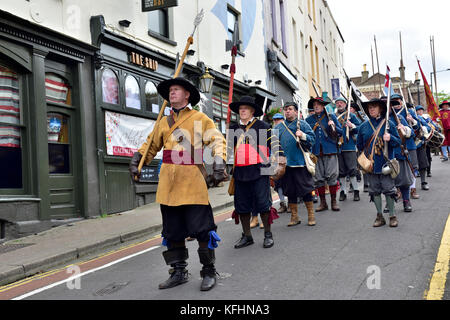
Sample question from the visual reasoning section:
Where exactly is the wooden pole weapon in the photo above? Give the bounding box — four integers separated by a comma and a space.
136, 9, 205, 178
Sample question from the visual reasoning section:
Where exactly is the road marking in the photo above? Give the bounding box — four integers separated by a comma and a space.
12, 246, 161, 300
425, 213, 450, 300
2, 198, 280, 299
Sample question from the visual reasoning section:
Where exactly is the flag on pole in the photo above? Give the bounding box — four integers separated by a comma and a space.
417, 59, 441, 122
383, 65, 395, 96
344, 69, 368, 116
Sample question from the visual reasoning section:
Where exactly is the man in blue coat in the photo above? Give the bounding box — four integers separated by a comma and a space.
335, 97, 362, 201
275, 102, 317, 226
357, 98, 402, 227
306, 97, 343, 212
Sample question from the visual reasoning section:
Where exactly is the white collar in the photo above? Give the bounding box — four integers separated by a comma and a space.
239, 117, 255, 126
171, 103, 192, 112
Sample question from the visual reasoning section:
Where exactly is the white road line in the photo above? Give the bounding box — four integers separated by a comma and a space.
12, 245, 161, 300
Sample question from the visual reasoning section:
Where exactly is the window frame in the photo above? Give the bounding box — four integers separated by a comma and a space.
227, 5, 245, 57
147, 8, 177, 46
0, 62, 29, 194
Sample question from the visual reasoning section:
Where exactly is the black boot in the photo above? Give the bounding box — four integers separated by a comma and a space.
198, 248, 217, 291
263, 231, 274, 248
234, 233, 254, 249
403, 200, 412, 212
159, 248, 189, 289
339, 190, 347, 201
353, 190, 360, 201
421, 182, 430, 191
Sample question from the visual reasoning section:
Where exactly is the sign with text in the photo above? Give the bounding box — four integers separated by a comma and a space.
142, 0, 178, 12
138, 165, 161, 182
105, 111, 162, 159
129, 52, 158, 71
331, 78, 340, 100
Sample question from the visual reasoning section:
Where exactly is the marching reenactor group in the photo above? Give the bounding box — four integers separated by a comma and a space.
129, 76, 446, 292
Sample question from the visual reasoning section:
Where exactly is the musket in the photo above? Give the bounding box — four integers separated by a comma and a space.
136, 9, 205, 178
259, 97, 268, 121
384, 82, 391, 158
345, 87, 352, 141
311, 81, 336, 136
389, 83, 415, 174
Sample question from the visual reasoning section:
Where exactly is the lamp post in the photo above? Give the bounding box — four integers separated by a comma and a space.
430, 68, 450, 102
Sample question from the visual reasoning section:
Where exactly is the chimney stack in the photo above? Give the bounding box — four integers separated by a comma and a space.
362, 64, 369, 82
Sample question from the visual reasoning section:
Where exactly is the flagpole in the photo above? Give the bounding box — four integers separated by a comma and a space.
374, 35, 383, 96
430, 36, 438, 103
371, 45, 377, 94
399, 31, 407, 101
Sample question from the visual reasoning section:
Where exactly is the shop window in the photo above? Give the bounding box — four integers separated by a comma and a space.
45, 73, 71, 105
125, 75, 141, 110
0, 64, 22, 189
102, 68, 119, 105
47, 113, 70, 174
145, 81, 159, 113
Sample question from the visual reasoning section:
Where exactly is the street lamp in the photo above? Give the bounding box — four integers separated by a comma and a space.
430, 68, 450, 100
199, 67, 215, 93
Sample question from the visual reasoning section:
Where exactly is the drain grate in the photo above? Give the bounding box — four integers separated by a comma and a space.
94, 282, 130, 296
0, 243, 34, 255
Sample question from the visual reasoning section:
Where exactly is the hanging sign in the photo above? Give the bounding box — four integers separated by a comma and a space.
331, 78, 340, 100
142, 0, 178, 12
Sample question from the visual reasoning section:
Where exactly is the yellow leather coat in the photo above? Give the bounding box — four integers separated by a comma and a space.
138, 108, 226, 206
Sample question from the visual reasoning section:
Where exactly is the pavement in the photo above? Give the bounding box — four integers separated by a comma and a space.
0, 182, 236, 286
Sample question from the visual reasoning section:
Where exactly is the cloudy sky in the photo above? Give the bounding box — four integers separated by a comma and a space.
328, 0, 450, 96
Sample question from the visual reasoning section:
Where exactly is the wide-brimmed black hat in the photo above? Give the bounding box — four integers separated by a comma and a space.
307, 97, 328, 110
229, 95, 263, 117
362, 98, 387, 116
157, 77, 201, 106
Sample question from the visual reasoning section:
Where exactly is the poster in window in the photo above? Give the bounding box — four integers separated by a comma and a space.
102, 69, 119, 104
105, 111, 162, 159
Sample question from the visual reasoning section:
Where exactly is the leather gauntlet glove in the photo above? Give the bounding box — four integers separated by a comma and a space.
129, 152, 143, 180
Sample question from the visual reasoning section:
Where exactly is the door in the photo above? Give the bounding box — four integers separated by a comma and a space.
47, 111, 80, 219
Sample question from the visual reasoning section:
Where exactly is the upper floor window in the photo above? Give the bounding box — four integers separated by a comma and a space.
102, 68, 119, 105
227, 7, 241, 52
280, 0, 287, 55
148, 9, 169, 38
45, 73, 71, 105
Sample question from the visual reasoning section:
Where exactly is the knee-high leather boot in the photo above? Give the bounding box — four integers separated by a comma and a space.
305, 201, 316, 226
198, 248, 217, 291
287, 203, 301, 226
159, 247, 189, 289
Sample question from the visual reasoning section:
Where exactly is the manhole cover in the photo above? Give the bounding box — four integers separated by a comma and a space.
0, 243, 34, 255
94, 282, 130, 296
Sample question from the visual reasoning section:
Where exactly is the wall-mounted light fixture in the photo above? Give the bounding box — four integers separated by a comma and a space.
255, 80, 262, 85
187, 49, 196, 56
221, 64, 229, 70
199, 67, 215, 93
119, 20, 131, 28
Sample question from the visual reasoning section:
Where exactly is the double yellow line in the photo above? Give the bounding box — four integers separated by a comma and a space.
425, 214, 450, 300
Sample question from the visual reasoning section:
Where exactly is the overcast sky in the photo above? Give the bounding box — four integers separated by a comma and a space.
328, 0, 450, 96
